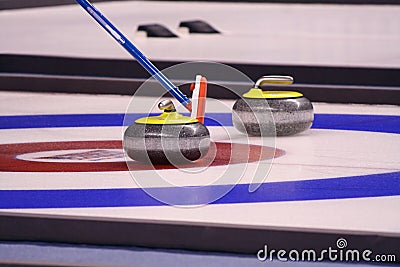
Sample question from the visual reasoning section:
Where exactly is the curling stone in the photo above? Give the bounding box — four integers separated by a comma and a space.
124, 99, 210, 164
232, 75, 314, 136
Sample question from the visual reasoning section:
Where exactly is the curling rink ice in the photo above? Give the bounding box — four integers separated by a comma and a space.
1, 1, 400, 67
0, 91, 399, 236
1, 0, 400, 265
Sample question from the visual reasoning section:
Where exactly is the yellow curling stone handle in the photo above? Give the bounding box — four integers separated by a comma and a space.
135, 99, 198, 125
243, 75, 303, 99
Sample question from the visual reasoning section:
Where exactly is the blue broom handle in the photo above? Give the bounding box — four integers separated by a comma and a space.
75, 0, 191, 108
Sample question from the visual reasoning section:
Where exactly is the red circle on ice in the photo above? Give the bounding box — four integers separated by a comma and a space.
0, 141, 285, 172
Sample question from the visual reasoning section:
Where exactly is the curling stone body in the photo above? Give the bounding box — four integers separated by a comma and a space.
232, 76, 314, 136
124, 100, 210, 164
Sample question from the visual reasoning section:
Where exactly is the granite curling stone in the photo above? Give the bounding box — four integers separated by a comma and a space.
124, 99, 210, 164
232, 75, 314, 136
